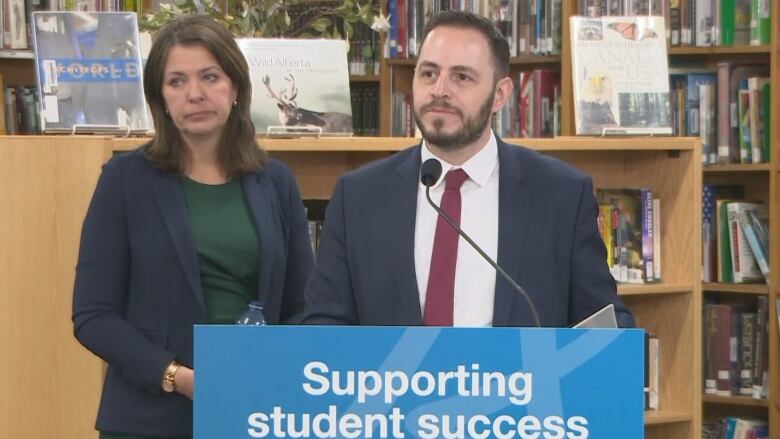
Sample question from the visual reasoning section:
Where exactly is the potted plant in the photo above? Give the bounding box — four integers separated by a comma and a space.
141, 0, 389, 74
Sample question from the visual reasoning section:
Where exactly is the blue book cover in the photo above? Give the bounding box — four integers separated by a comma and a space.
31, 12, 150, 133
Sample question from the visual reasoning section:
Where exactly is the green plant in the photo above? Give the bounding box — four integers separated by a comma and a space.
140, 0, 386, 41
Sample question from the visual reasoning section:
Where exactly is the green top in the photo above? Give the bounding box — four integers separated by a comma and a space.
181, 177, 260, 324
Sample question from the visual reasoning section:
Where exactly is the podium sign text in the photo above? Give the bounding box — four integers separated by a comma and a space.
194, 326, 644, 438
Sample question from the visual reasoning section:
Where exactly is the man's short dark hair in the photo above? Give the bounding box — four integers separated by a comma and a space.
419, 10, 510, 79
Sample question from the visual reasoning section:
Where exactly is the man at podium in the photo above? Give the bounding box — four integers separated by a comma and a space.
302, 11, 634, 328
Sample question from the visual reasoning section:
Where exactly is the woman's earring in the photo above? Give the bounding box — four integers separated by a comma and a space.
232, 100, 238, 107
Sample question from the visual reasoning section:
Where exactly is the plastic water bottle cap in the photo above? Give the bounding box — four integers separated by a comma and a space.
248, 300, 263, 310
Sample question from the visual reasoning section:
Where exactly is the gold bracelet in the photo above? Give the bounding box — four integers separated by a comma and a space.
161, 360, 180, 393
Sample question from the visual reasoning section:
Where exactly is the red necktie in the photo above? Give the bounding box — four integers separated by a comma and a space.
423, 168, 469, 326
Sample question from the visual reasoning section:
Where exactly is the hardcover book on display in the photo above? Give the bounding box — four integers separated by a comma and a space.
237, 38, 353, 136
31, 12, 150, 134
570, 16, 672, 135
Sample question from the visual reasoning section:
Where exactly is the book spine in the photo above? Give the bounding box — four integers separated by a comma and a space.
715, 304, 732, 396
720, 0, 735, 45
737, 209, 769, 282
749, 0, 770, 45
703, 304, 719, 394
388, 0, 398, 58
642, 189, 654, 282
716, 62, 731, 164
702, 185, 714, 282
652, 197, 661, 281
648, 334, 659, 409
738, 312, 756, 395
754, 295, 768, 398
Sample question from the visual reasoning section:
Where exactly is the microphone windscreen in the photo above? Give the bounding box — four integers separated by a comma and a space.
420, 158, 443, 187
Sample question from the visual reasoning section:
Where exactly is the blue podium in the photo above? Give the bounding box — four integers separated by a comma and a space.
194, 326, 644, 438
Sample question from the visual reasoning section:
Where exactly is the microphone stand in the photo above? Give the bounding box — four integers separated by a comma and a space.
425, 186, 541, 327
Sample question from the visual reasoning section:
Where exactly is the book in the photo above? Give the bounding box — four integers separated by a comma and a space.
597, 188, 655, 283
727, 202, 764, 283
237, 38, 353, 136
702, 184, 745, 282
749, 0, 770, 45
735, 203, 769, 283
30, 12, 150, 133
570, 16, 672, 135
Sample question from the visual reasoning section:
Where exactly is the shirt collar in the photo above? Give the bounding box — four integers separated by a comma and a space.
420, 131, 499, 189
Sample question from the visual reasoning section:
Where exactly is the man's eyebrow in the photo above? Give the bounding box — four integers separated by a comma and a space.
416, 61, 479, 75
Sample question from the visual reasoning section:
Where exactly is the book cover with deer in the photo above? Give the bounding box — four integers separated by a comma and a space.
570, 16, 672, 135
237, 38, 353, 136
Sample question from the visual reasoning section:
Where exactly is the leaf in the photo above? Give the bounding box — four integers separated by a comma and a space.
343, 21, 353, 39
311, 17, 332, 33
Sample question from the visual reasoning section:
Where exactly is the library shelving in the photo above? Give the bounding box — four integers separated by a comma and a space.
0, 135, 701, 438
2, 1, 779, 438
380, 2, 780, 438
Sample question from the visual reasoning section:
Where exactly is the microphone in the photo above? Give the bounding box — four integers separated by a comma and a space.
420, 158, 542, 327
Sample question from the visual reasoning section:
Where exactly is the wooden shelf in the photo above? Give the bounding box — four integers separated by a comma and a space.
703, 394, 770, 407
618, 284, 693, 296
704, 164, 771, 172
702, 283, 769, 295
349, 74, 380, 82
112, 136, 701, 153
668, 45, 771, 55
645, 410, 693, 425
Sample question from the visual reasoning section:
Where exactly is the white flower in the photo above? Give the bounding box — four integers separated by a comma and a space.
371, 12, 390, 32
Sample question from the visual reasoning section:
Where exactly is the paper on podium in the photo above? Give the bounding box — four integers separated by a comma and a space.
574, 303, 618, 328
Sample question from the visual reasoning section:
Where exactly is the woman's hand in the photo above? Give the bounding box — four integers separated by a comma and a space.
174, 365, 194, 399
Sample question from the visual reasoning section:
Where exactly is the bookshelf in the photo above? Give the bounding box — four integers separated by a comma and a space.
678, 4, 780, 437
0, 2, 776, 439
0, 135, 701, 438
379, 1, 780, 437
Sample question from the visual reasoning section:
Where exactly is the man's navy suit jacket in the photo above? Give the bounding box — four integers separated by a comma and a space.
302, 139, 634, 327
72, 148, 313, 437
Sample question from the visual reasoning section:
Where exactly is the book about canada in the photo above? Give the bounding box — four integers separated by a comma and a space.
31, 12, 150, 134
570, 16, 672, 136
237, 38, 353, 136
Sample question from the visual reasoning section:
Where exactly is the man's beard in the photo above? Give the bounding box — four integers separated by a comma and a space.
413, 92, 494, 151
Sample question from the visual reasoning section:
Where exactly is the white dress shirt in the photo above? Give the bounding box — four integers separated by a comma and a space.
415, 133, 500, 327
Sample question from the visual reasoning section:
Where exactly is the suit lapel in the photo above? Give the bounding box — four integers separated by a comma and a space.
493, 141, 531, 326
152, 171, 205, 311
387, 147, 424, 325
242, 172, 275, 302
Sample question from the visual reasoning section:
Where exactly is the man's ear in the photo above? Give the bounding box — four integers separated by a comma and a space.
492, 76, 514, 113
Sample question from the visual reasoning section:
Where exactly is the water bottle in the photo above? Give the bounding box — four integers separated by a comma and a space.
235, 300, 267, 325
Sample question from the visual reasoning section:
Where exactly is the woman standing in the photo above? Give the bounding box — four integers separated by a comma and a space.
72, 15, 313, 438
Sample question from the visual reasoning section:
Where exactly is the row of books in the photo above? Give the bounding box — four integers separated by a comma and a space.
670, 66, 770, 165
596, 188, 661, 284
577, 0, 771, 47
0, 0, 146, 51
494, 69, 561, 138
668, 0, 771, 47
702, 184, 769, 284
578, 0, 665, 17
386, 0, 562, 59
703, 417, 769, 439
0, 82, 41, 135
350, 83, 380, 137
703, 297, 769, 399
